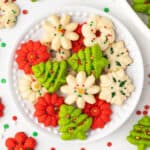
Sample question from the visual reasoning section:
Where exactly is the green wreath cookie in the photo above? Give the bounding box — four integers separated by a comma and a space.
58, 104, 92, 140
127, 116, 150, 150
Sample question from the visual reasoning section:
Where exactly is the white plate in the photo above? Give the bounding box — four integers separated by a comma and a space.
9, 6, 144, 143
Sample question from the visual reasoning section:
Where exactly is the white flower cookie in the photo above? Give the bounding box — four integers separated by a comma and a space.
61, 71, 100, 109
0, 0, 20, 29
99, 70, 134, 105
18, 75, 47, 103
42, 14, 79, 51
104, 41, 133, 72
82, 15, 115, 51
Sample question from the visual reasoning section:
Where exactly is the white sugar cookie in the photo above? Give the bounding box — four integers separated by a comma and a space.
82, 15, 115, 51
42, 14, 79, 51
19, 75, 47, 103
0, 0, 20, 29
99, 70, 134, 105
104, 41, 133, 72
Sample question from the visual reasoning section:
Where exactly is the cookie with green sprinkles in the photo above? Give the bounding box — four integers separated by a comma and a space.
67, 44, 108, 79
32, 60, 67, 93
127, 116, 150, 150
58, 104, 92, 140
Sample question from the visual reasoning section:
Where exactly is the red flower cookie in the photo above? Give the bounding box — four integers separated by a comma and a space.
83, 96, 112, 129
5, 132, 37, 150
72, 24, 85, 53
34, 93, 64, 127
0, 98, 5, 117
16, 40, 50, 74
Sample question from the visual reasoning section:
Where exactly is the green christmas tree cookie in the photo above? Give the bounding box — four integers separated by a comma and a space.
32, 60, 67, 93
58, 104, 92, 140
127, 116, 150, 150
67, 44, 108, 79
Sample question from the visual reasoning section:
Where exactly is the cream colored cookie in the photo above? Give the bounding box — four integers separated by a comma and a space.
42, 14, 79, 51
61, 71, 100, 109
18, 75, 47, 103
99, 70, 134, 105
104, 41, 133, 72
55, 48, 71, 61
0, 0, 20, 29
82, 15, 115, 51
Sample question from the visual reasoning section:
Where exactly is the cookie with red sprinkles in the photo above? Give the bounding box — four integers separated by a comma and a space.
34, 93, 64, 127
5, 132, 37, 149
83, 96, 112, 129
16, 40, 50, 74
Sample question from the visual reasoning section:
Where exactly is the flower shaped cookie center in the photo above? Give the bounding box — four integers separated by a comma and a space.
31, 81, 41, 91
74, 84, 86, 96
57, 24, 65, 34
90, 106, 100, 117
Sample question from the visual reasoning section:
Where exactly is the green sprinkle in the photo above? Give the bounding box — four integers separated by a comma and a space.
1, 42, 6, 48
107, 64, 111, 69
111, 92, 116, 98
120, 90, 126, 96
110, 47, 114, 54
104, 7, 110, 13
11, 9, 16, 14
112, 77, 117, 83
3, 124, 9, 129
1, 78, 6, 84
119, 80, 127, 87
115, 61, 121, 66
32, 131, 38, 137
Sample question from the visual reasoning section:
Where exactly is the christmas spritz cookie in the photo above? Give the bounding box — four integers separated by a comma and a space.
16, 40, 50, 74
42, 14, 79, 51
32, 60, 67, 93
104, 41, 133, 72
18, 75, 47, 103
83, 96, 112, 129
82, 15, 115, 51
99, 69, 134, 105
0, 0, 20, 29
5, 132, 37, 150
34, 93, 64, 127
58, 104, 92, 140
67, 44, 108, 79
60, 71, 100, 109
55, 48, 71, 61
127, 116, 150, 150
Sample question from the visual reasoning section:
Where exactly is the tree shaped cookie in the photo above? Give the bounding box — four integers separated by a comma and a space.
104, 41, 133, 72
58, 104, 92, 140
67, 44, 108, 79
99, 69, 134, 105
32, 60, 67, 93
127, 116, 150, 150
0, 0, 20, 29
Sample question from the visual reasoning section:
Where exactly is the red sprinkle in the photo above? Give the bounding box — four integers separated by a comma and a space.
143, 111, 148, 115
12, 116, 17, 121
22, 9, 28, 15
80, 148, 86, 150
144, 105, 150, 110
136, 110, 141, 115
107, 142, 112, 147
50, 148, 56, 150
148, 73, 150, 78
